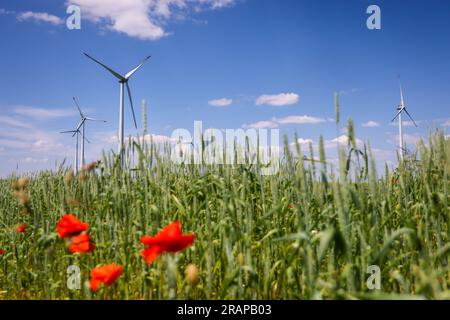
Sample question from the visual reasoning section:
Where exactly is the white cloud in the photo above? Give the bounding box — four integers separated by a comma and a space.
326, 135, 363, 148
96, 131, 176, 145
256, 93, 299, 106
31, 139, 68, 153
142, 134, 178, 144
389, 121, 419, 127
199, 0, 235, 9
362, 121, 380, 128
23, 157, 49, 164
442, 119, 450, 127
0, 116, 31, 128
290, 138, 313, 146
208, 98, 232, 107
0, 139, 30, 150
243, 120, 278, 130
402, 134, 422, 145
276, 115, 325, 125
243, 115, 326, 129
67, 0, 236, 40
387, 133, 422, 146
371, 148, 394, 162
14, 106, 76, 120
17, 11, 64, 25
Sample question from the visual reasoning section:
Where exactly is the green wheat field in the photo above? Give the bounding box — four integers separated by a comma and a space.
0, 119, 449, 300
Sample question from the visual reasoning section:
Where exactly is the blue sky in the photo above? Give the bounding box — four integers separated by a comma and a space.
0, 0, 449, 176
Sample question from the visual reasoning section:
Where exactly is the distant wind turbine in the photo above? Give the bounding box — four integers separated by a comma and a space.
73, 97, 106, 169
391, 81, 418, 160
83, 53, 151, 167
60, 127, 91, 174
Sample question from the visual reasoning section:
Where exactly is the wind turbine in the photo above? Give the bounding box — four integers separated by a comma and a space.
83, 53, 151, 167
391, 82, 418, 160
73, 97, 106, 169
60, 127, 91, 174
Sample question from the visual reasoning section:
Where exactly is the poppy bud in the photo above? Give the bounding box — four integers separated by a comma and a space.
18, 177, 29, 188
185, 264, 200, 286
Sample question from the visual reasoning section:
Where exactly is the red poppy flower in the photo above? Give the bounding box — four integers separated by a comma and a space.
140, 221, 195, 264
57, 214, 88, 238
17, 224, 27, 233
288, 203, 294, 209
89, 263, 123, 292
0, 249, 4, 255
68, 232, 95, 254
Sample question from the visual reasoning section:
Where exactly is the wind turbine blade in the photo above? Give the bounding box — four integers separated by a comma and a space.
403, 108, 418, 127
84, 53, 124, 81
124, 55, 151, 79
60, 130, 78, 134
126, 82, 138, 129
72, 97, 85, 119
398, 77, 405, 107
84, 136, 91, 144
75, 119, 85, 132
85, 117, 107, 122
391, 108, 403, 122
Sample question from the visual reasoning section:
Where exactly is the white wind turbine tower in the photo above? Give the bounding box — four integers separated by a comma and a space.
83, 53, 151, 167
60, 126, 91, 174
73, 97, 106, 169
60, 128, 81, 174
391, 82, 418, 160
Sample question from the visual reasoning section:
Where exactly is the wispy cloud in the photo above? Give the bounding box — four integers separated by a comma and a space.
67, 0, 236, 40
389, 120, 420, 127
255, 93, 299, 106
0, 8, 15, 15
94, 131, 176, 146
387, 132, 423, 146
402, 133, 422, 145
277, 115, 325, 125
243, 120, 278, 129
243, 115, 326, 129
208, 98, 233, 107
362, 120, 380, 128
0, 116, 31, 128
23, 157, 49, 164
371, 148, 395, 162
338, 88, 362, 96
14, 106, 76, 120
17, 11, 64, 25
